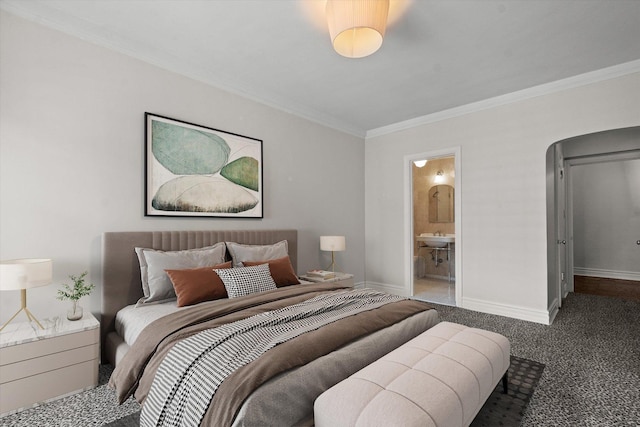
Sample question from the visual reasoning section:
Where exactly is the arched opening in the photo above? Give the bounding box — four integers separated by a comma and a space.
546, 127, 640, 322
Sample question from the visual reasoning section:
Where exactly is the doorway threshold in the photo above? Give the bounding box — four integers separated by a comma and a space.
413, 278, 456, 306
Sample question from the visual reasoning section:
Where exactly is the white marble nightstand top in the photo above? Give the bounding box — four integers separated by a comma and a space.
0, 313, 99, 348
299, 273, 354, 283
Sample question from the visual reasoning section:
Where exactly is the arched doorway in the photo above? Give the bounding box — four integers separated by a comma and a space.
546, 127, 640, 321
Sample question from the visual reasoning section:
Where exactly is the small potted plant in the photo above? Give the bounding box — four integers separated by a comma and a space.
57, 271, 95, 321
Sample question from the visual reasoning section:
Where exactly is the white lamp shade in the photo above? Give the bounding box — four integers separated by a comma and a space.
326, 0, 390, 58
320, 236, 346, 252
0, 259, 52, 290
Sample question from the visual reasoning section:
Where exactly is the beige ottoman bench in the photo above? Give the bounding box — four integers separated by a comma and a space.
314, 321, 510, 427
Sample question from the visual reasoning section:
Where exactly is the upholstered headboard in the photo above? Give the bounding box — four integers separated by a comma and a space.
101, 229, 297, 361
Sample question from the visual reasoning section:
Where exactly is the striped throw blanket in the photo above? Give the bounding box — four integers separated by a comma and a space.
140, 288, 404, 427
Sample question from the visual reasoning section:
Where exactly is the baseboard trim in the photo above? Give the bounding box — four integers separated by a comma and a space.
353, 281, 365, 289
574, 268, 640, 282
462, 297, 552, 325
362, 281, 409, 296
548, 298, 559, 324
419, 274, 454, 281
364, 282, 553, 324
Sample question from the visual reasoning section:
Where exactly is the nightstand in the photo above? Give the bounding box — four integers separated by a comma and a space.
299, 272, 355, 287
0, 312, 100, 415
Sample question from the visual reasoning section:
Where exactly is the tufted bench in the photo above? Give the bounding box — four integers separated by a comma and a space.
314, 321, 510, 427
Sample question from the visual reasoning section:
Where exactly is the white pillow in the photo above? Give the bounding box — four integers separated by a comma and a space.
226, 240, 288, 267
135, 242, 226, 305
214, 264, 277, 298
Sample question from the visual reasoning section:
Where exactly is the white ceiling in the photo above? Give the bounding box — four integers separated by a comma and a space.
2, 0, 640, 137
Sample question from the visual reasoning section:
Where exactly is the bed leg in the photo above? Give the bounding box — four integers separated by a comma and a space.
502, 371, 508, 394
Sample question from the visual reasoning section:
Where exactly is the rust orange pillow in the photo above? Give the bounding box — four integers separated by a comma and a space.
165, 261, 232, 307
243, 256, 300, 288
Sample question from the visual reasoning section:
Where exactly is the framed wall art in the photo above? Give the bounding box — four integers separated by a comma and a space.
145, 113, 263, 218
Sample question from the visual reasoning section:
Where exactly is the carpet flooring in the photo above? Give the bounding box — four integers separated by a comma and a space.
0, 365, 140, 427
435, 293, 640, 426
1, 292, 637, 426
103, 356, 543, 427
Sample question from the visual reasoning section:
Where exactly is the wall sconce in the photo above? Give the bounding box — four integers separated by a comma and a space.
326, 0, 390, 58
320, 236, 346, 272
434, 170, 445, 184
413, 159, 427, 168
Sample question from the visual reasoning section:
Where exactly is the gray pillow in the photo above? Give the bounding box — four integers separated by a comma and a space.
226, 240, 288, 267
135, 242, 226, 305
214, 264, 277, 298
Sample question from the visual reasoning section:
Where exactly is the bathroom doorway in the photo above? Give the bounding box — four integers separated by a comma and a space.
405, 147, 461, 306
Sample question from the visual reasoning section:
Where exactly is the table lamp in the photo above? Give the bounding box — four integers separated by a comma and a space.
0, 258, 52, 331
320, 236, 346, 272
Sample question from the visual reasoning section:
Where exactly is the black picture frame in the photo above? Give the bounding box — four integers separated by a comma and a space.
145, 113, 263, 218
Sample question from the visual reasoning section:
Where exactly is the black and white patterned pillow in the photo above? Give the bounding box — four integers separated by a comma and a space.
214, 264, 277, 298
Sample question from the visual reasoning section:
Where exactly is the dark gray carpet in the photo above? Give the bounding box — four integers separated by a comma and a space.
0, 365, 140, 427
435, 293, 640, 426
471, 356, 544, 426
2, 292, 637, 426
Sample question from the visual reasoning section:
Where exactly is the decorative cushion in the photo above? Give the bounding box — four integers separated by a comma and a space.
214, 264, 277, 298
226, 240, 288, 267
314, 322, 511, 427
165, 261, 232, 307
135, 242, 226, 305
242, 256, 300, 288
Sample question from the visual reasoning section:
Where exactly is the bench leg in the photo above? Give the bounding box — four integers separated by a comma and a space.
502, 371, 508, 394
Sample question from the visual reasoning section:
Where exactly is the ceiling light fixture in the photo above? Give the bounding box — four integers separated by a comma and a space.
326, 0, 390, 58
414, 160, 427, 168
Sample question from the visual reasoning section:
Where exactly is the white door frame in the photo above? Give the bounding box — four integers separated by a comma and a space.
557, 160, 569, 305
565, 160, 575, 295
404, 146, 462, 305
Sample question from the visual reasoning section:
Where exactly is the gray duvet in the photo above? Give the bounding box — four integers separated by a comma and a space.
109, 283, 438, 426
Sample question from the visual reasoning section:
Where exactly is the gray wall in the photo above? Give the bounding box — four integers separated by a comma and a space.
0, 11, 365, 323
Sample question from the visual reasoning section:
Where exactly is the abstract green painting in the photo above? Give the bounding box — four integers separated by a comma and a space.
145, 113, 263, 217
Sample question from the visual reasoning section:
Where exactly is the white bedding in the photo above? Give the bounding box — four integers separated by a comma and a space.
115, 301, 184, 346
115, 280, 316, 346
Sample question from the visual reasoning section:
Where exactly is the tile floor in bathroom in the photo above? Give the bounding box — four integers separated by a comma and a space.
413, 277, 456, 306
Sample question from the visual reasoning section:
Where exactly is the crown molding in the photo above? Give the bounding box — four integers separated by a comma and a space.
366, 60, 640, 140
3, 2, 638, 142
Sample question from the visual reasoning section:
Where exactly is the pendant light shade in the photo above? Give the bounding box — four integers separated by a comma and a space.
326, 0, 390, 58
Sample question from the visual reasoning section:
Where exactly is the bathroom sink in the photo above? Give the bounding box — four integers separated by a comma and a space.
417, 233, 455, 248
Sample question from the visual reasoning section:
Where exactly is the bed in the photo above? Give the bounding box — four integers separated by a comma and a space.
102, 229, 439, 426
